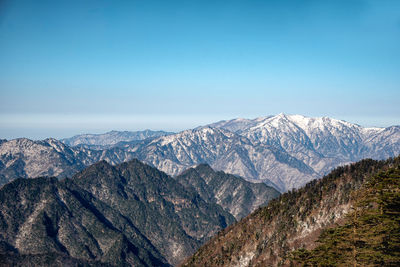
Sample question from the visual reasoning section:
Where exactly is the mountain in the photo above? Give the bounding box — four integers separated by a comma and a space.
1, 114, 399, 191
0, 138, 86, 185
0, 138, 146, 186
237, 114, 387, 172
291, 167, 400, 266
62, 130, 173, 148
0, 176, 168, 267
176, 164, 280, 220
206, 114, 400, 189
72, 160, 235, 265
0, 159, 236, 266
181, 156, 400, 267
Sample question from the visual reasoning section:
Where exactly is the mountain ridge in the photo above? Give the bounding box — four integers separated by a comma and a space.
62, 130, 173, 147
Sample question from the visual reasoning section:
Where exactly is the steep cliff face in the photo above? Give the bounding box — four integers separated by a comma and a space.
182, 156, 400, 267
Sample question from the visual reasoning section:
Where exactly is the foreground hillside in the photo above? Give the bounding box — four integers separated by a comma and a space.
291, 166, 400, 266
182, 156, 400, 266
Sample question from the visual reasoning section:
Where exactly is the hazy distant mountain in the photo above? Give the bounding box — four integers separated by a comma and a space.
62, 130, 173, 147
0, 159, 237, 266
1, 114, 399, 191
176, 164, 280, 220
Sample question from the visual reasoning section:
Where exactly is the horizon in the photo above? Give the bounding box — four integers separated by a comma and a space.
1, 0, 399, 139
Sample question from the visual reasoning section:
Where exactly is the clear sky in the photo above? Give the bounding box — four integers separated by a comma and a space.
1, 0, 399, 139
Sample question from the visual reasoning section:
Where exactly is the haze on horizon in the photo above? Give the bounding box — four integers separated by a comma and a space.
1, 0, 399, 140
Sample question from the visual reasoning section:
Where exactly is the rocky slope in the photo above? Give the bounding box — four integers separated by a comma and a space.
176, 164, 280, 220
0, 159, 238, 266
181, 156, 400, 267
291, 166, 400, 266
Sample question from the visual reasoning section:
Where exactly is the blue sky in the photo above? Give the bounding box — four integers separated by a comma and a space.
1, 0, 399, 139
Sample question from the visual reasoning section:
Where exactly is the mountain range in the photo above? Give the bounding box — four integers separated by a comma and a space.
1, 114, 399, 191
0, 159, 279, 266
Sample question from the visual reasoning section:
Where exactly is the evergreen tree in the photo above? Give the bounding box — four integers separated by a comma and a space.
291, 167, 400, 266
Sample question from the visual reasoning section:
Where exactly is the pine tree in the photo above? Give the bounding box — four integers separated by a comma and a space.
290, 167, 400, 266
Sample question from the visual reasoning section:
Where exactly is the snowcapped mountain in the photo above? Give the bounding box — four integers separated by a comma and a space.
1, 114, 399, 192
362, 125, 400, 159
209, 114, 399, 179
61, 129, 173, 147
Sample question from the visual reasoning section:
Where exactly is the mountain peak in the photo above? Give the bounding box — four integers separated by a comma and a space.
193, 163, 214, 173
276, 112, 288, 117
194, 125, 217, 133
91, 159, 111, 167
73, 160, 117, 184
